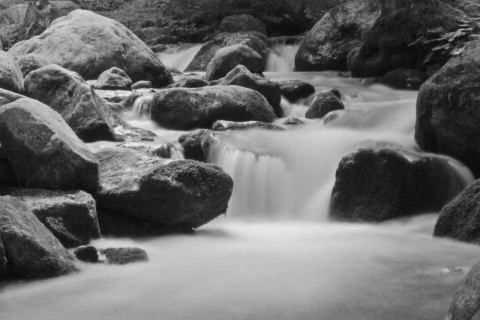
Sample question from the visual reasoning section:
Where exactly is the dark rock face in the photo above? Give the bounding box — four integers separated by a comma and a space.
94, 67, 132, 90
96, 147, 233, 229
100, 247, 148, 265
445, 260, 480, 320
279, 80, 315, 102
379, 69, 429, 90
0, 196, 76, 279
212, 120, 285, 131
178, 129, 212, 162
0, 51, 23, 93
305, 91, 345, 119
206, 44, 265, 81
74, 245, 99, 263
211, 65, 282, 117
8, 10, 173, 87
9, 189, 100, 248
25, 64, 153, 142
15, 54, 53, 78
0, 98, 99, 193
219, 14, 268, 35
433, 179, 480, 244
151, 85, 276, 130
185, 32, 268, 72
168, 75, 210, 88
295, 0, 380, 72
330, 144, 467, 222
415, 40, 480, 177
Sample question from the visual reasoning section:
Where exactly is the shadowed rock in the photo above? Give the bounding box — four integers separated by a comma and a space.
0, 51, 23, 93
279, 80, 315, 102
305, 90, 344, 119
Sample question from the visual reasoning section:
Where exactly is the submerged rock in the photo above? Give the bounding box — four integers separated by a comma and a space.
0, 196, 76, 279
16, 54, 53, 78
330, 143, 467, 222
151, 85, 276, 130
178, 129, 212, 162
279, 80, 315, 102
74, 245, 99, 263
445, 260, 480, 320
0, 51, 23, 93
219, 14, 267, 35
305, 90, 345, 119
94, 67, 132, 90
100, 247, 148, 265
212, 120, 284, 131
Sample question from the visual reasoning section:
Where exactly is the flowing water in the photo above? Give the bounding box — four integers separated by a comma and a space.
1, 44, 478, 320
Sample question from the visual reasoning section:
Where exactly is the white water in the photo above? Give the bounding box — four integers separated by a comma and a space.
156, 44, 202, 72
266, 41, 300, 72
1, 43, 478, 320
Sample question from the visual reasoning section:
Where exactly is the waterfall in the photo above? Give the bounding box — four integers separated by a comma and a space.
265, 37, 301, 72
126, 94, 154, 120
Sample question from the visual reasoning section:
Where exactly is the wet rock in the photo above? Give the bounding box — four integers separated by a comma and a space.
283, 117, 304, 126
206, 44, 265, 81
94, 67, 132, 90
445, 260, 480, 320
168, 76, 209, 88
295, 0, 380, 72
132, 81, 152, 90
330, 143, 467, 222
212, 120, 285, 131
100, 247, 148, 265
0, 196, 76, 279
151, 85, 276, 130
25, 64, 153, 142
0, 51, 23, 93
178, 129, 212, 162
279, 80, 315, 102
415, 40, 480, 177
8, 10, 172, 87
0, 98, 99, 193
379, 69, 429, 90
219, 14, 267, 35
95, 147, 233, 229
9, 189, 100, 248
74, 245, 99, 263
210, 65, 282, 117
305, 91, 345, 119
16, 54, 53, 78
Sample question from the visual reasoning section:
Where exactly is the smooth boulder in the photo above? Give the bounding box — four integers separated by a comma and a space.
219, 14, 267, 35
445, 260, 480, 320
151, 85, 276, 130
279, 80, 315, 102
94, 67, 132, 90
305, 90, 345, 119
16, 54, 53, 78
0, 98, 99, 193
0, 51, 23, 93
0, 196, 76, 279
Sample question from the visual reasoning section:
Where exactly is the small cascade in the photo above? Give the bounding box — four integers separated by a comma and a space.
156, 43, 202, 72
266, 37, 302, 72
126, 94, 154, 120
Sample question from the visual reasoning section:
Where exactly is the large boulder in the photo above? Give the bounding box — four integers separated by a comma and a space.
9, 189, 100, 248
8, 10, 173, 87
0, 196, 76, 279
295, 0, 380, 72
210, 65, 282, 117
445, 260, 480, 320
25, 64, 153, 142
330, 144, 467, 222
185, 31, 268, 72
151, 85, 276, 130
415, 40, 480, 177
93, 67, 132, 90
206, 44, 265, 81
96, 147, 233, 229
279, 80, 315, 102
433, 179, 480, 244
0, 98, 99, 193
305, 90, 345, 119
15, 54, 53, 78
0, 50, 23, 93
219, 14, 267, 35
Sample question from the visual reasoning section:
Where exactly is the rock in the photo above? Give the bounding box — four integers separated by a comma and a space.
295, 0, 380, 72
151, 144, 175, 159
444, 260, 480, 320
378, 69, 429, 90
136, 26, 172, 42
219, 14, 268, 35
433, 179, 480, 244
279, 80, 315, 102
94, 67, 132, 90
9, 189, 100, 248
0, 240, 7, 280
15, 54, 53, 78
0, 51, 23, 93
145, 35, 181, 46
0, 145, 18, 188
0, 98, 99, 193
283, 117, 304, 125
74, 245, 99, 263
151, 85, 276, 130
185, 31, 268, 72
8, 10, 172, 87
168, 75, 209, 88
178, 129, 212, 162
0, 88, 24, 107
25, 64, 153, 142
206, 44, 265, 81
212, 120, 285, 131
305, 90, 345, 119
96, 147, 233, 228
415, 40, 480, 177
330, 144, 468, 222
210, 65, 282, 117
0, 196, 76, 279
100, 247, 148, 265
150, 44, 168, 53
132, 81, 152, 90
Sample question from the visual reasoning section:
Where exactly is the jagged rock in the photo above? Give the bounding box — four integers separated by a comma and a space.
100, 247, 148, 265
9, 189, 100, 248
15, 54, 53, 78
9, 10, 172, 87
279, 80, 315, 102
219, 14, 267, 35
178, 129, 212, 162
94, 67, 132, 90
212, 120, 285, 131
95, 147, 233, 228
305, 90, 345, 119
0, 98, 99, 193
0, 196, 76, 279
0, 51, 23, 93
132, 81, 152, 90
74, 245, 99, 263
